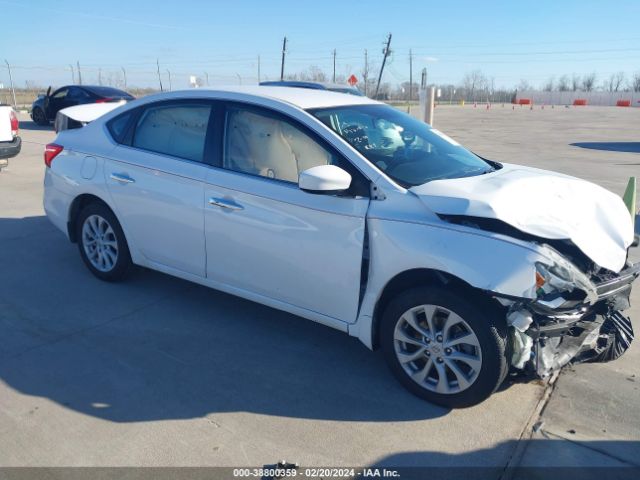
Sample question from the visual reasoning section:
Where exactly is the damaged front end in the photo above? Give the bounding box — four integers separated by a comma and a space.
504, 255, 639, 378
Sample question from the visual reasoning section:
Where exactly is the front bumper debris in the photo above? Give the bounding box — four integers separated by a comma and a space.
506, 262, 638, 377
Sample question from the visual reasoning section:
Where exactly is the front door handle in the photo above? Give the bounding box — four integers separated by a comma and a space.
208, 197, 244, 211
110, 173, 135, 184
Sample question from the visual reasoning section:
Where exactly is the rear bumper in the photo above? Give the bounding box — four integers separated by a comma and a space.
43, 168, 73, 239
0, 136, 21, 161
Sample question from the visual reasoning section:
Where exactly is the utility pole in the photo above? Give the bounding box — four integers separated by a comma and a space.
4, 60, 17, 109
280, 36, 287, 81
236, 73, 242, 85
375, 33, 392, 99
69, 64, 75, 84
156, 59, 163, 92
257, 55, 261, 83
98, 68, 102, 86
204, 72, 209, 86
77, 61, 82, 85
408, 49, 413, 112
166, 69, 172, 91
332, 49, 336, 83
122, 67, 127, 89
363, 49, 368, 97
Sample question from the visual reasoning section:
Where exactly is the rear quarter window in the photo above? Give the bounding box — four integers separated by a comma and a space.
107, 110, 136, 144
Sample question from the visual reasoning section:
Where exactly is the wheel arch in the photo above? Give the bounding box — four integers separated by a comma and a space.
370, 268, 506, 350
67, 193, 114, 243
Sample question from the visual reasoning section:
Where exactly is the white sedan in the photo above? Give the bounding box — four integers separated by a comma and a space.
43, 86, 638, 407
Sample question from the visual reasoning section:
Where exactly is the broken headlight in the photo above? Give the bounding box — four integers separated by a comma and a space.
535, 246, 598, 304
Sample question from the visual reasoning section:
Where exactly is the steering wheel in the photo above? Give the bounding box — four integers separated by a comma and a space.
400, 129, 416, 145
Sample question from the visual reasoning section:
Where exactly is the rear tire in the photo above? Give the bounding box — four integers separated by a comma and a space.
380, 286, 508, 408
32, 107, 48, 126
75, 203, 133, 282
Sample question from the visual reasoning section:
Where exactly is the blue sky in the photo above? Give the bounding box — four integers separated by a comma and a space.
2, 0, 640, 90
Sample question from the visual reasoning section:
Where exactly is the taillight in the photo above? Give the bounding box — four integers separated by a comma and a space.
44, 143, 63, 167
95, 97, 113, 103
10, 110, 18, 136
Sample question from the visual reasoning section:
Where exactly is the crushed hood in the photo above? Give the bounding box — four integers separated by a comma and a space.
410, 163, 634, 272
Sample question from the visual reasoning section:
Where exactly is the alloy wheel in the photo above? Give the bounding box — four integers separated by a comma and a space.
81, 214, 119, 272
393, 304, 483, 394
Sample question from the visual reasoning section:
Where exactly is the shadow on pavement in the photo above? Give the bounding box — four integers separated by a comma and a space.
570, 142, 640, 153
18, 120, 53, 131
365, 440, 640, 479
0, 216, 451, 424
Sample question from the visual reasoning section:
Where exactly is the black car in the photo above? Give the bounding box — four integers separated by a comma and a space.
31, 85, 134, 126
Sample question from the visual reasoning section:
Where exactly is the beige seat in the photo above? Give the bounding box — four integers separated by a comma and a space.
226, 110, 298, 182
281, 123, 331, 173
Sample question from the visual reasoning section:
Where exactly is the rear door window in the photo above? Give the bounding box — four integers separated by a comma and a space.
132, 103, 212, 162
68, 87, 91, 101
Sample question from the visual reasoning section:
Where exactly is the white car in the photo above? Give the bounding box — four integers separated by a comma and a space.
43, 87, 639, 407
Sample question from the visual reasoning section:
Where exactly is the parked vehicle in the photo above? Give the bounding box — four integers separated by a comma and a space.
31, 85, 134, 126
0, 104, 21, 170
260, 80, 364, 96
54, 101, 127, 133
43, 87, 639, 407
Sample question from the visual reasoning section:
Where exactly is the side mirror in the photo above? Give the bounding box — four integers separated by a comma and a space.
299, 165, 352, 194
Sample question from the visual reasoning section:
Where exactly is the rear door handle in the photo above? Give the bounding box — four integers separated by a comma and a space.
208, 197, 244, 211
110, 173, 135, 184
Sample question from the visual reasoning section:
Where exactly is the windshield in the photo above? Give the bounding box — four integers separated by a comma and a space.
309, 104, 495, 187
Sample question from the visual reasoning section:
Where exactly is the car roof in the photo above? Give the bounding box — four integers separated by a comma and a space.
260, 81, 326, 89
174, 85, 379, 109
56, 85, 128, 93
260, 80, 360, 91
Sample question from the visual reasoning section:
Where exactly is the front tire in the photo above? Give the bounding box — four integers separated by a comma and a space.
32, 107, 48, 126
380, 286, 508, 408
76, 203, 133, 281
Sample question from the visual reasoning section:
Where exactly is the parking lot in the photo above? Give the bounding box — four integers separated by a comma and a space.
1, 105, 639, 471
